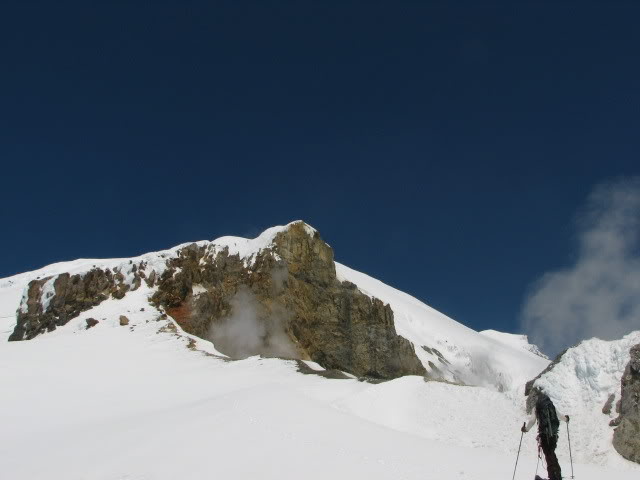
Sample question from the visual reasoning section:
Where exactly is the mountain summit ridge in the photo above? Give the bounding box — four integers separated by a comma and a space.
4, 220, 546, 389
1, 221, 639, 475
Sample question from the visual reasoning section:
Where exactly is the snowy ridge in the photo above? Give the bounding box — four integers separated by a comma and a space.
336, 263, 549, 392
2, 222, 547, 393
480, 329, 548, 359
2, 221, 313, 319
1, 221, 315, 289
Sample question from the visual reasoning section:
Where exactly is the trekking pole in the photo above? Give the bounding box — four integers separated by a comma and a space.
566, 417, 574, 479
512, 424, 525, 480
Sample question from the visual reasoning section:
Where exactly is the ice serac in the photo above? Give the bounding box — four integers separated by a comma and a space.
524, 332, 640, 465
9, 221, 425, 379
612, 344, 640, 463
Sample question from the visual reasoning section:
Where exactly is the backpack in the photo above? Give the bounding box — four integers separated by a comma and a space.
536, 394, 560, 441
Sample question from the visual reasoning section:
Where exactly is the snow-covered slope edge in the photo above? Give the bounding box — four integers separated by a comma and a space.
480, 329, 548, 359
336, 263, 549, 392
4, 221, 547, 392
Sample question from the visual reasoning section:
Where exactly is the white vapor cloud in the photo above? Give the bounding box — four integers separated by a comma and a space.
208, 285, 298, 360
521, 178, 640, 356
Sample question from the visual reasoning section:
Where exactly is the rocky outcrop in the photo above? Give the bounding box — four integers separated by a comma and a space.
9, 222, 426, 380
151, 222, 425, 379
612, 344, 640, 463
9, 265, 144, 341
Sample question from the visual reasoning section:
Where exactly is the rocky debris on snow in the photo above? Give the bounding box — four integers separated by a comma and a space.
603, 393, 616, 415
422, 345, 451, 365
9, 266, 144, 341
294, 360, 352, 380
612, 344, 640, 464
85, 318, 99, 329
119, 315, 130, 326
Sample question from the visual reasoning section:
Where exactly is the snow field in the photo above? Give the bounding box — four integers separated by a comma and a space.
1, 285, 638, 479
1, 222, 639, 478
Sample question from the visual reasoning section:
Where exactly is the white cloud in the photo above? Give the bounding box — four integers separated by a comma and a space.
521, 178, 640, 356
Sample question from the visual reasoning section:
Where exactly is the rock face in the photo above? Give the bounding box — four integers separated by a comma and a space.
151, 222, 425, 379
9, 222, 426, 380
9, 266, 143, 341
612, 344, 640, 463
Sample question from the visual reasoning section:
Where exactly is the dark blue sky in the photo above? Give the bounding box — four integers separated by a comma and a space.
2, 1, 639, 335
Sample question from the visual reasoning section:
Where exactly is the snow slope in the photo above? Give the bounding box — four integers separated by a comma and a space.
336, 263, 549, 392
1, 222, 638, 478
3, 222, 548, 393
480, 329, 548, 359
1, 284, 638, 479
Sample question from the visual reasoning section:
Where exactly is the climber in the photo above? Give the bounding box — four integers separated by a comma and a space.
521, 391, 569, 480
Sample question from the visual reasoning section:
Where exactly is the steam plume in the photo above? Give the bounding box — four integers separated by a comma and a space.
208, 284, 298, 360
